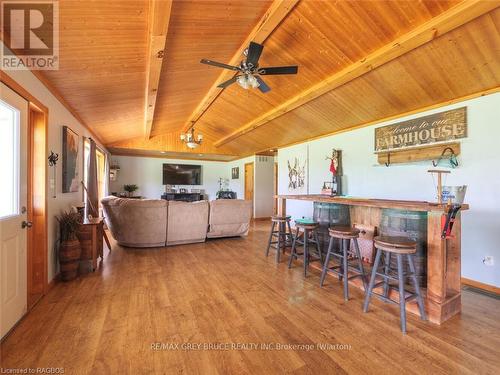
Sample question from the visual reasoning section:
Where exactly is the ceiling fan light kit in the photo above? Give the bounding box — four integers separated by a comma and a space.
200, 41, 298, 93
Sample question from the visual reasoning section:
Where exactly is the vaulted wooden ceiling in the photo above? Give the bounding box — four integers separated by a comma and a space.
11, 0, 500, 160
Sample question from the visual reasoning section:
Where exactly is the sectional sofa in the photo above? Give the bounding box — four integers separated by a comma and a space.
101, 196, 252, 248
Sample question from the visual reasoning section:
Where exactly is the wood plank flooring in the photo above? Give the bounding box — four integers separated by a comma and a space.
1, 221, 499, 374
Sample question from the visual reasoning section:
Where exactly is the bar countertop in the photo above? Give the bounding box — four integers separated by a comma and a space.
276, 194, 469, 212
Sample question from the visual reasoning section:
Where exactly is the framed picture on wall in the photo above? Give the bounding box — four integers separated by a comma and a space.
62, 126, 80, 193
286, 144, 308, 194
232, 167, 239, 179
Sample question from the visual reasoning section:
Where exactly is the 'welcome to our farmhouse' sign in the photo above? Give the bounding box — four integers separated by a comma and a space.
374, 107, 467, 151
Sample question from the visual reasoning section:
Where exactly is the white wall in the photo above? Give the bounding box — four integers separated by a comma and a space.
3, 66, 108, 283
278, 92, 500, 287
109, 155, 227, 201
111, 154, 276, 218
226, 155, 254, 199
226, 155, 275, 218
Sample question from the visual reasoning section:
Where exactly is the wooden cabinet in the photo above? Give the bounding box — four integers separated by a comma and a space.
77, 218, 106, 272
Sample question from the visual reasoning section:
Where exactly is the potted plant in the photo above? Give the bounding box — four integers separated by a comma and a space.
124, 184, 139, 197
57, 210, 82, 281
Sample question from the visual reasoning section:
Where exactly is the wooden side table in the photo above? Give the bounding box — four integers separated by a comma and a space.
78, 217, 111, 272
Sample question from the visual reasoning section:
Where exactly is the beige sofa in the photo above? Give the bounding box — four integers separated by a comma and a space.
167, 201, 209, 246
207, 199, 252, 238
101, 196, 252, 248
101, 196, 167, 247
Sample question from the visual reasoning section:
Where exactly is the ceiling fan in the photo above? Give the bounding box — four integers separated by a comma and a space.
200, 41, 298, 93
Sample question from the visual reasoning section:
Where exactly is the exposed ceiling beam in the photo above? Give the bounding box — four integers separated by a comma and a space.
214, 0, 499, 148
144, 0, 173, 139
179, 0, 300, 134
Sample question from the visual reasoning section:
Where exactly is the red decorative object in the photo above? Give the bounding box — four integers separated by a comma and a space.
329, 159, 337, 175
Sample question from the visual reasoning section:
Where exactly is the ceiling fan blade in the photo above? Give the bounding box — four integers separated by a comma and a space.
200, 59, 240, 71
256, 76, 271, 93
217, 76, 238, 88
259, 66, 298, 75
246, 42, 264, 67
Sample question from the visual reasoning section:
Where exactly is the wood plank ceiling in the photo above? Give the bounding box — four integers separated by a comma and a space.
11, 0, 500, 160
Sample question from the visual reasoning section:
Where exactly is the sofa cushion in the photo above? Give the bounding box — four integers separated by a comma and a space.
101, 196, 167, 247
167, 200, 209, 246
207, 199, 252, 238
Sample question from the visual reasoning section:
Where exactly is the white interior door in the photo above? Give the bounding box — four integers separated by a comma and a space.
0, 82, 28, 338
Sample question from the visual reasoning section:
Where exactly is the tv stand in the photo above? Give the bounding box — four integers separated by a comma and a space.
161, 192, 205, 202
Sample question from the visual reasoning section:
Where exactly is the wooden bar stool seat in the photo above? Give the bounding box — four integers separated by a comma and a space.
295, 222, 319, 230
265, 216, 293, 263
288, 220, 323, 276
320, 225, 367, 300
272, 215, 292, 222
363, 235, 427, 334
373, 236, 417, 253
328, 226, 360, 239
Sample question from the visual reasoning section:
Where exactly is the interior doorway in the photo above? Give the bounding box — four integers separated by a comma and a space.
244, 162, 254, 217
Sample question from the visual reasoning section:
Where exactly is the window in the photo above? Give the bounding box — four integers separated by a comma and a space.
83, 138, 107, 209
0, 100, 20, 219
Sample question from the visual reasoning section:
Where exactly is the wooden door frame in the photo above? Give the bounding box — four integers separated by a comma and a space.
1, 73, 49, 309
244, 162, 254, 217
244, 162, 254, 198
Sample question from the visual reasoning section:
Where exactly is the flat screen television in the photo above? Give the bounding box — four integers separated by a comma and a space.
162, 164, 201, 185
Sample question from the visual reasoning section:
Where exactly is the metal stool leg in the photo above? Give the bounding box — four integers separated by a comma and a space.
363, 249, 383, 312
320, 236, 334, 286
276, 227, 282, 263
286, 220, 293, 247
288, 229, 299, 268
303, 229, 309, 277
342, 239, 349, 301
352, 238, 367, 291
407, 254, 427, 321
383, 252, 391, 298
397, 254, 407, 334
265, 221, 276, 257
313, 230, 323, 264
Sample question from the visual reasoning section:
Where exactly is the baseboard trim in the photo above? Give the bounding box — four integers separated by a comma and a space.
462, 277, 500, 295
253, 217, 271, 221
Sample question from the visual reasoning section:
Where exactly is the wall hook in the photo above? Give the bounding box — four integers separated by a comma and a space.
432, 147, 458, 168
385, 152, 391, 167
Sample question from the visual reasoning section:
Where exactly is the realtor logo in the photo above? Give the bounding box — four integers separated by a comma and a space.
1, 0, 59, 70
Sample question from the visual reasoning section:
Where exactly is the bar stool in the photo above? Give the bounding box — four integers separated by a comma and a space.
320, 226, 367, 301
288, 220, 323, 276
363, 236, 427, 334
265, 216, 293, 263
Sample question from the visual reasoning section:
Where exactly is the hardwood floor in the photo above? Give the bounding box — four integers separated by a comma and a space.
1, 221, 499, 374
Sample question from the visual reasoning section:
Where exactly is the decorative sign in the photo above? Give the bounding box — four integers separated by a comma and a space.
374, 107, 467, 151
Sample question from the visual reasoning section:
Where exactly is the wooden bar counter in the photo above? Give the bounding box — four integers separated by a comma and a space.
277, 194, 469, 325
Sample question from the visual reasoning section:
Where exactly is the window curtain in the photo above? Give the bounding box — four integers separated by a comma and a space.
85, 138, 99, 218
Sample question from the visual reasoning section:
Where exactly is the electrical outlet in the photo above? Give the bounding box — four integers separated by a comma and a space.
483, 256, 494, 266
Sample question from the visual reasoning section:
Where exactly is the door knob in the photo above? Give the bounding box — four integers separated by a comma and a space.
22, 221, 33, 229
